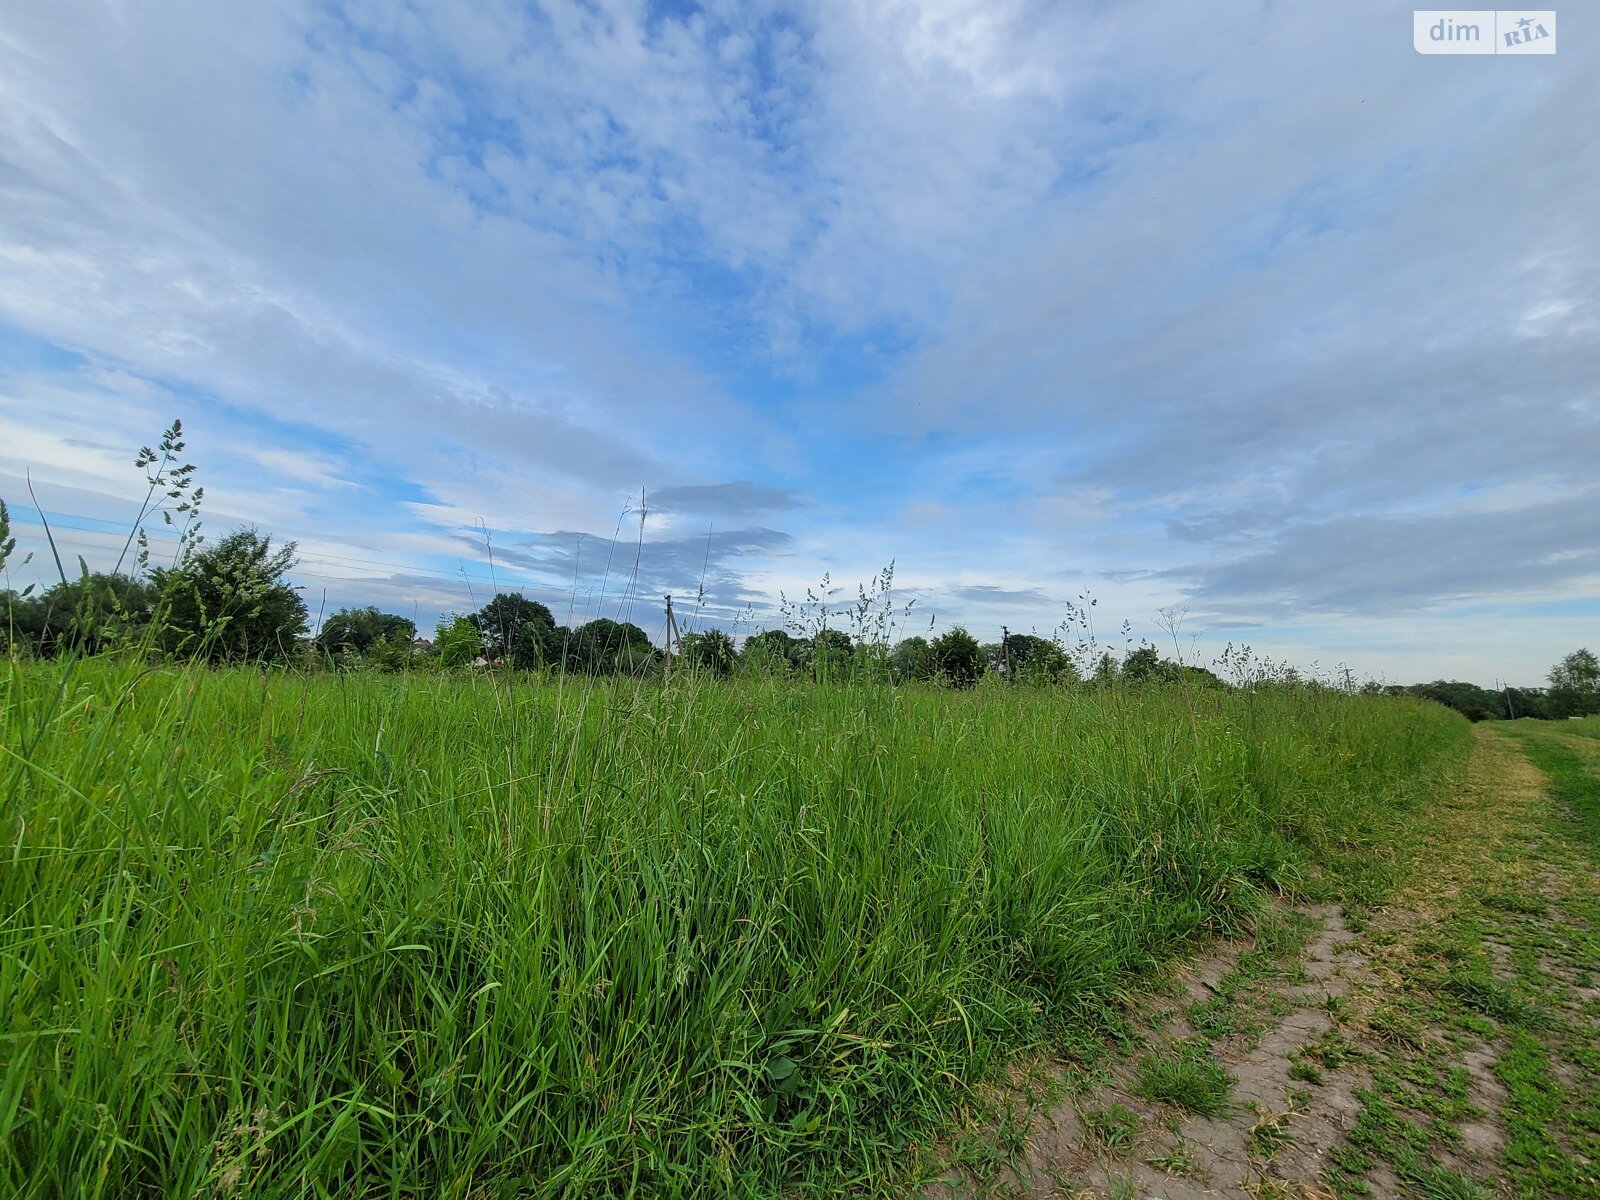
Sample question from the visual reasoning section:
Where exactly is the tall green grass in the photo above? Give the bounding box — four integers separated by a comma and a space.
0, 661, 1467, 1198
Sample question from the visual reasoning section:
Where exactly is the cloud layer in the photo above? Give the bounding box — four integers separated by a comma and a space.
1, 1, 1596, 684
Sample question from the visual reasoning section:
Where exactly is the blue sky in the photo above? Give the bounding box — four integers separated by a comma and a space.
1, 1, 1595, 686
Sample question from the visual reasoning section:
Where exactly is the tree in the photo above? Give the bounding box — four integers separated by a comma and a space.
565, 618, 653, 674
23, 573, 153, 657
0, 499, 37, 655
315, 607, 416, 660
981, 641, 1004, 673
679, 628, 736, 676
1389, 680, 1550, 722
1, 591, 40, 656
149, 529, 307, 663
1122, 645, 1181, 684
469, 593, 557, 669
742, 629, 800, 674
930, 626, 984, 689
434, 615, 483, 668
1502, 686, 1549, 720
810, 628, 853, 680
1408, 680, 1501, 722
611, 642, 660, 677
1178, 664, 1225, 690
890, 635, 934, 682
850, 640, 894, 683
1003, 633, 1078, 685
1548, 649, 1600, 718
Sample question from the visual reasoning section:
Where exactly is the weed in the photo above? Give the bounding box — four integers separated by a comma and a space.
1136, 1044, 1234, 1117
1305, 1029, 1367, 1070
1477, 889, 1548, 916
1441, 972, 1545, 1028
1249, 1107, 1297, 1157
1080, 1103, 1141, 1155
1403, 1164, 1494, 1200
1289, 1058, 1324, 1085
1148, 1136, 1201, 1177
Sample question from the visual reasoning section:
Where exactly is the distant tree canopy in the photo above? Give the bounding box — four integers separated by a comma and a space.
469, 593, 558, 669
1180, 664, 1227, 690
1122, 645, 1177, 684
1402, 681, 1512, 722
807, 628, 852, 675
148, 529, 307, 663
890, 635, 934, 682
1104, 645, 1224, 690
931, 627, 984, 689
1389, 679, 1552, 722
812, 629, 852, 656
431, 603, 658, 676
1087, 652, 1116, 687
3, 477, 1593, 711
316, 606, 416, 658
742, 628, 802, 673
9, 573, 154, 657
1004, 633, 1079, 684
679, 628, 736, 676
565, 618, 654, 674
1548, 648, 1600, 719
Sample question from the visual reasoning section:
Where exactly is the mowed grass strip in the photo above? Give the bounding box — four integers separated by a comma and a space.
0, 660, 1468, 1198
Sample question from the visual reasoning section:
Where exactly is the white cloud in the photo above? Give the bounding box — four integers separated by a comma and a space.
0, 0, 1595, 684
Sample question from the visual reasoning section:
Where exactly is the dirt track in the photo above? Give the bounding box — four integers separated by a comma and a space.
926, 727, 1600, 1199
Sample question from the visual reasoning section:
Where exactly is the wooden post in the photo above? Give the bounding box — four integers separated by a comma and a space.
1001, 625, 1013, 683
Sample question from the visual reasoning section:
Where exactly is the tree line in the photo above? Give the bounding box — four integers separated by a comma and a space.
0, 508, 1237, 688
3, 467, 1595, 711
1381, 653, 1600, 722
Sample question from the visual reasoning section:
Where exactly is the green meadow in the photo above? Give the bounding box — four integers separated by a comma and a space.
0, 661, 1468, 1198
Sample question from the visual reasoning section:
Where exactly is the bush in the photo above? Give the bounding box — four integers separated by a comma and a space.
148, 529, 307, 663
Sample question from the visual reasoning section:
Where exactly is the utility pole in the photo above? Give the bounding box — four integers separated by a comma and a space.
663, 594, 681, 681
1499, 677, 1516, 719
1001, 625, 1013, 683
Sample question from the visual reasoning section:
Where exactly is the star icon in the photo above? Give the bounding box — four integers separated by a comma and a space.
1517, 16, 1533, 29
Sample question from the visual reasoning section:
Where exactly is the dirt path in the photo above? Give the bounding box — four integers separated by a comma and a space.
926, 726, 1600, 1199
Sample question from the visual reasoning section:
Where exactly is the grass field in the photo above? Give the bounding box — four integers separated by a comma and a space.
0, 660, 1470, 1198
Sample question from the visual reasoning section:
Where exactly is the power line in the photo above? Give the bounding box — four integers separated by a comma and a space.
5, 504, 524, 584
5, 509, 575, 598
5, 513, 763, 638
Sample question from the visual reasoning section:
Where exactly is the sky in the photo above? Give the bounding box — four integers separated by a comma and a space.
0, 1, 1595, 687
